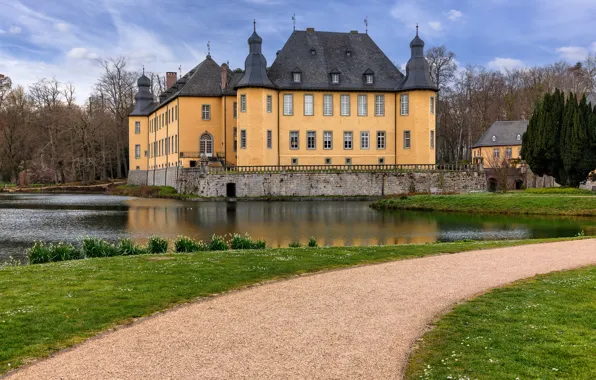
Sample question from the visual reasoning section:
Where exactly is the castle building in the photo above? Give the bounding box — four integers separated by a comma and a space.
471, 120, 528, 167
129, 24, 437, 172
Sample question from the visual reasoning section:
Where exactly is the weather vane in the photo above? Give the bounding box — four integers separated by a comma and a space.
178, 65, 182, 77
292, 13, 296, 31
364, 16, 368, 34
416, 23, 419, 36
142, 65, 145, 75
207, 41, 211, 56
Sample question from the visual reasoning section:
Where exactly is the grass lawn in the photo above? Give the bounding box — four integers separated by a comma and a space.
0, 238, 576, 374
371, 190, 596, 216
405, 265, 596, 379
108, 184, 196, 199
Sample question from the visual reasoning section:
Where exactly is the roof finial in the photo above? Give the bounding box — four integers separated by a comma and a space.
142, 65, 145, 75
207, 41, 211, 56
178, 65, 182, 77
416, 23, 419, 36
253, 19, 256, 32
364, 16, 368, 34
292, 13, 296, 31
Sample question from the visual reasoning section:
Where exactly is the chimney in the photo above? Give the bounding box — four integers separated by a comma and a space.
221, 63, 229, 90
306, 27, 315, 33
166, 72, 177, 89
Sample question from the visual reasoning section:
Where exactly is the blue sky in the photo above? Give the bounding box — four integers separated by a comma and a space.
1, 0, 596, 102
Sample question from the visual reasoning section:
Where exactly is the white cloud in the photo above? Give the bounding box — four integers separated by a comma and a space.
55, 23, 69, 32
488, 57, 525, 72
556, 46, 588, 62
66, 47, 98, 60
8, 26, 22, 34
590, 42, 596, 53
428, 21, 441, 31
446, 9, 463, 22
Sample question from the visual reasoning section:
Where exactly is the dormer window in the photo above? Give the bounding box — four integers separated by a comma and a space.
517, 134, 521, 141
332, 73, 340, 84
363, 69, 374, 85
366, 74, 374, 84
292, 69, 302, 83
492, 135, 496, 142
346, 50, 352, 57
310, 49, 316, 55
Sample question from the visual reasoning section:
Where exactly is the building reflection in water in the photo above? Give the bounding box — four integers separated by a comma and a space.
125, 199, 440, 247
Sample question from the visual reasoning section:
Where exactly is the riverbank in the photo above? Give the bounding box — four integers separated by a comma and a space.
0, 238, 580, 374
406, 265, 596, 379
371, 190, 596, 216
1, 181, 125, 194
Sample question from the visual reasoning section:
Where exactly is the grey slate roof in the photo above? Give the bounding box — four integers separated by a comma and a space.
130, 74, 154, 116
472, 120, 529, 148
400, 33, 437, 91
236, 30, 274, 89
266, 30, 405, 92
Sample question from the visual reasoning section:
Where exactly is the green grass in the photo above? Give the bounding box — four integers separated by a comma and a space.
109, 185, 195, 199
372, 191, 596, 216
524, 187, 595, 195
405, 265, 596, 379
0, 238, 575, 374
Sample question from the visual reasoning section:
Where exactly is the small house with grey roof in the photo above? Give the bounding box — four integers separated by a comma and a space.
472, 120, 528, 166
129, 23, 438, 172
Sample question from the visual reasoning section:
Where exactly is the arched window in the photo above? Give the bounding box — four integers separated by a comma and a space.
517, 134, 521, 141
492, 135, 496, 142
200, 133, 213, 157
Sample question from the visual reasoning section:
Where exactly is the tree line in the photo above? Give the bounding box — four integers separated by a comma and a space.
1, 48, 596, 184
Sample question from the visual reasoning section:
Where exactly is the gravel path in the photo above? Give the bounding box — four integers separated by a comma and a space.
8, 239, 596, 380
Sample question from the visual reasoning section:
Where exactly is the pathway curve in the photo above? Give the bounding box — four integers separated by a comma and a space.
8, 239, 596, 379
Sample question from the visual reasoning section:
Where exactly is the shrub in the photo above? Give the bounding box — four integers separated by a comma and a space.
117, 238, 145, 256
147, 236, 169, 254
174, 236, 207, 253
307, 237, 318, 248
51, 242, 83, 262
82, 237, 119, 258
27, 242, 54, 264
208, 234, 229, 251
288, 241, 302, 248
230, 233, 266, 250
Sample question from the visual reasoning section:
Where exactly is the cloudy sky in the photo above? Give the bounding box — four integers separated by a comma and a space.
1, 0, 596, 103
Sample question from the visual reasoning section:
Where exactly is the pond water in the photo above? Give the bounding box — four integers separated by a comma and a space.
1, 193, 595, 264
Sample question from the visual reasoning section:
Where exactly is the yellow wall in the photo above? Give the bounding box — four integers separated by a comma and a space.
396, 90, 436, 165
236, 88, 280, 166
148, 100, 180, 170
472, 145, 522, 168
129, 117, 148, 170
223, 96, 238, 166
177, 97, 224, 166
278, 92, 396, 165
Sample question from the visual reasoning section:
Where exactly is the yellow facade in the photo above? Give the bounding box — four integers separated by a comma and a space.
472, 145, 522, 168
130, 88, 437, 169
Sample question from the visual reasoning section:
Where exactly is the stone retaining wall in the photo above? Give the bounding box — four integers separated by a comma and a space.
177, 170, 486, 197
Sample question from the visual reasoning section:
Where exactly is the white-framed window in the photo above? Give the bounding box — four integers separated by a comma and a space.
267, 130, 272, 149
234, 102, 238, 118
340, 94, 350, 116
377, 131, 386, 149
240, 129, 247, 149
290, 131, 299, 149
304, 94, 314, 116
404, 130, 411, 149
430, 96, 435, 115
493, 148, 500, 158
323, 94, 333, 116
240, 95, 246, 112
430, 130, 435, 149
400, 94, 409, 116
361, 132, 370, 149
135, 144, 141, 159
344, 131, 353, 150
365, 74, 374, 84
323, 131, 333, 150
283, 94, 293, 116
375, 95, 385, 116
135, 121, 140, 134
267, 95, 272, 113
307, 131, 316, 149
331, 73, 340, 84
199, 133, 213, 157
358, 94, 367, 116
506, 147, 512, 158
233, 127, 238, 151
293, 72, 301, 83
202, 104, 210, 120
517, 134, 521, 141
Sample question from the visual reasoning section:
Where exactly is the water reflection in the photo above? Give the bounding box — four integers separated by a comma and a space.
1, 193, 595, 263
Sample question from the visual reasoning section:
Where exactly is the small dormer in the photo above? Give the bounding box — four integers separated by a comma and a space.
363, 69, 374, 85
330, 68, 341, 84
517, 134, 521, 141
292, 67, 302, 83
310, 48, 316, 56
492, 135, 497, 142
345, 49, 352, 57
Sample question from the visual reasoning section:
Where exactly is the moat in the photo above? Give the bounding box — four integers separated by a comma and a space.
1, 193, 595, 263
